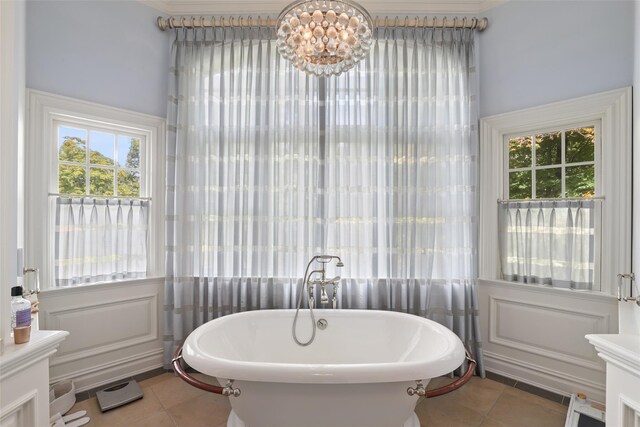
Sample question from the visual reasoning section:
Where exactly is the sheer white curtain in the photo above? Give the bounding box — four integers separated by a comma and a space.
55, 197, 148, 286
324, 27, 482, 368
164, 26, 321, 363
499, 200, 596, 289
165, 25, 484, 374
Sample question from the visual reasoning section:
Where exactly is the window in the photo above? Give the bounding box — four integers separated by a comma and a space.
56, 122, 144, 197
500, 123, 600, 290
506, 125, 597, 200
26, 90, 165, 288
53, 120, 149, 286
479, 88, 632, 295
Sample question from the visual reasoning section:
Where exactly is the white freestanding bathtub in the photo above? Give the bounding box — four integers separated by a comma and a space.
181, 309, 466, 427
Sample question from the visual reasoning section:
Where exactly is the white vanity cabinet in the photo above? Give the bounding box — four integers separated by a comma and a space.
0, 330, 68, 426
586, 334, 640, 426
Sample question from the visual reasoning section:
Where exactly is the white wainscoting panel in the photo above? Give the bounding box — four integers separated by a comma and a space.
39, 278, 164, 392
489, 297, 608, 370
46, 293, 158, 365
479, 279, 618, 403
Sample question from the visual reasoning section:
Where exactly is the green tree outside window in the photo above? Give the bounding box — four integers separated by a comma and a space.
58, 133, 141, 197
507, 126, 595, 199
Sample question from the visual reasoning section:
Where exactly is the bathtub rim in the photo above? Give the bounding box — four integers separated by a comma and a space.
182, 309, 466, 384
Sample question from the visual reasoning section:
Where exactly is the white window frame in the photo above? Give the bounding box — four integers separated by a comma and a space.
479, 87, 632, 296
25, 90, 166, 289
53, 119, 148, 198
503, 121, 600, 200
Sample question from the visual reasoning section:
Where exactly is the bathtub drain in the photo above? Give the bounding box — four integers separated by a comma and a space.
317, 319, 328, 330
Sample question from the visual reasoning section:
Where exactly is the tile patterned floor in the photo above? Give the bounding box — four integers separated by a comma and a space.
69, 373, 568, 426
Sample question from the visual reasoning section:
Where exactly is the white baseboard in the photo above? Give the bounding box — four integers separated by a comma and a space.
484, 350, 606, 403
50, 348, 163, 393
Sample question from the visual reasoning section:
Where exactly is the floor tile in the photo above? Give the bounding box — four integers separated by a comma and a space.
416, 396, 485, 426
479, 417, 510, 427
70, 388, 166, 426
127, 410, 177, 427
416, 405, 483, 427
133, 368, 169, 383
138, 372, 175, 390
167, 393, 231, 427
65, 370, 572, 427
150, 375, 206, 410
69, 397, 122, 427
501, 385, 567, 415
486, 390, 566, 427
424, 377, 505, 416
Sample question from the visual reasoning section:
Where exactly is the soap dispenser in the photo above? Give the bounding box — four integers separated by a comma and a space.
10, 286, 31, 344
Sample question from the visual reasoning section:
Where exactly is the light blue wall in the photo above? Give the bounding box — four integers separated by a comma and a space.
478, 0, 635, 118
27, 0, 634, 120
26, 0, 170, 118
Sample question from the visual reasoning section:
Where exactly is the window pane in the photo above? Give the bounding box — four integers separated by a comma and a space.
566, 165, 595, 197
89, 131, 115, 166
566, 127, 595, 163
536, 131, 561, 166
117, 169, 140, 197
58, 126, 87, 163
508, 136, 532, 169
536, 168, 562, 198
59, 165, 86, 195
89, 167, 114, 196
509, 170, 531, 199
117, 136, 141, 169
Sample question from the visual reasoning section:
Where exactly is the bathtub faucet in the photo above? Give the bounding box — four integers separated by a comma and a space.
292, 255, 344, 346
308, 271, 341, 308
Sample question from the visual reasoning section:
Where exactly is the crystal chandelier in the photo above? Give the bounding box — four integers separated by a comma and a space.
276, 0, 374, 77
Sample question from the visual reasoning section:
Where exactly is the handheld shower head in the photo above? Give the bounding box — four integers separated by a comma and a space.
315, 255, 344, 267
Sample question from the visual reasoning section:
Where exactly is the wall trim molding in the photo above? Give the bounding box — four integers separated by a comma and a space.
488, 295, 608, 372
478, 279, 615, 405
484, 350, 606, 401
50, 348, 163, 392
141, 0, 506, 16
46, 293, 158, 367
479, 279, 618, 304
39, 277, 164, 297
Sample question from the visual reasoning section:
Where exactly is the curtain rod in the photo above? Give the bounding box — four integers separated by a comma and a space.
49, 192, 152, 201
157, 16, 488, 32
497, 196, 605, 203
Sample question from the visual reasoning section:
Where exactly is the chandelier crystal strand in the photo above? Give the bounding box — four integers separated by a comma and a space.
276, 0, 373, 76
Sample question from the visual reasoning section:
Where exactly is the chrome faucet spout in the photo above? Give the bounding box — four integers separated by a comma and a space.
293, 255, 345, 347
320, 285, 329, 305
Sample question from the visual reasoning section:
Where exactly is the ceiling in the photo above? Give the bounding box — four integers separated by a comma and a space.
141, 0, 505, 16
